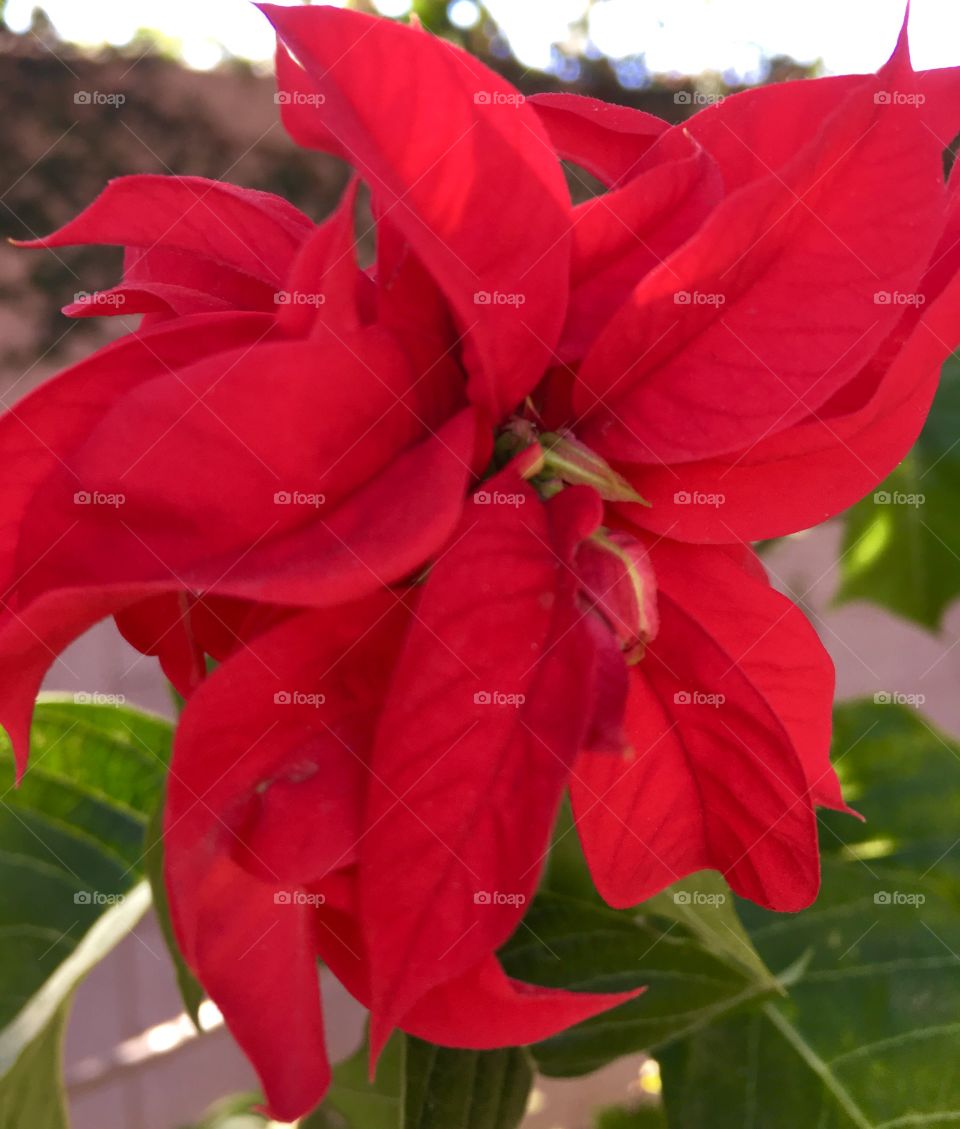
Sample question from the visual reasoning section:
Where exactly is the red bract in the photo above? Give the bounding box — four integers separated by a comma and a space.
20, 176, 315, 320
164, 583, 639, 1119
4, 3, 960, 1120
548, 26, 960, 541
571, 538, 849, 912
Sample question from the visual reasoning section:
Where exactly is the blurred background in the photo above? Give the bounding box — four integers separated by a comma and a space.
1, 1, 959, 1126
3, 0, 958, 397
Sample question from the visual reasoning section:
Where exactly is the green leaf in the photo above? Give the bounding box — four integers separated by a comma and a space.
404, 1039, 533, 1129
643, 872, 777, 989
177, 1092, 267, 1129
595, 1102, 667, 1129
541, 797, 606, 905
822, 700, 960, 883
0, 884, 149, 1080
144, 795, 204, 1026
542, 807, 775, 987
0, 696, 171, 1120
659, 700, 960, 1128
499, 893, 777, 1078
303, 1033, 404, 1129
836, 353, 960, 629
0, 998, 71, 1129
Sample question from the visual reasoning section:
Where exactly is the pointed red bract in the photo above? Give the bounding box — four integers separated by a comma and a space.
18, 175, 314, 319
360, 472, 602, 1050
14, 323, 478, 603
186, 857, 331, 1123
165, 596, 637, 1117
276, 178, 364, 337
401, 957, 642, 1049
618, 152, 960, 541
575, 59, 954, 465
529, 93, 668, 187
559, 129, 721, 363
310, 872, 641, 1054
165, 597, 405, 1120
261, 3, 571, 419
572, 539, 839, 911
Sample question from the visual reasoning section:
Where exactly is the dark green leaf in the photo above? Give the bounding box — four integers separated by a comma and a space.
822, 699, 960, 883
404, 1039, 532, 1129
0, 696, 170, 1118
542, 797, 605, 905
836, 353, 960, 628
500, 893, 777, 1078
595, 1101, 666, 1129
659, 700, 960, 1128
303, 1033, 404, 1129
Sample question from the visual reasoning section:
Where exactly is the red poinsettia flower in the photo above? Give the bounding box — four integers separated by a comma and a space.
163, 486, 641, 1119
4, 4, 960, 1122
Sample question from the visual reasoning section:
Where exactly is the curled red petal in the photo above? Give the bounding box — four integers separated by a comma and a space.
184, 857, 331, 1122
560, 130, 721, 363
261, 3, 571, 418
401, 957, 643, 1049
17, 175, 312, 287
360, 471, 602, 1053
529, 92, 668, 187
311, 873, 641, 1053
576, 63, 950, 464
276, 178, 363, 337
164, 599, 404, 1119
620, 189, 960, 541
573, 539, 839, 912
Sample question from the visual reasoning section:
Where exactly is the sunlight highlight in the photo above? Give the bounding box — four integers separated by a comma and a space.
5, 0, 959, 75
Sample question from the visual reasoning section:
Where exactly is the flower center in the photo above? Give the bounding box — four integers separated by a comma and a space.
492, 416, 649, 506
487, 416, 658, 659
